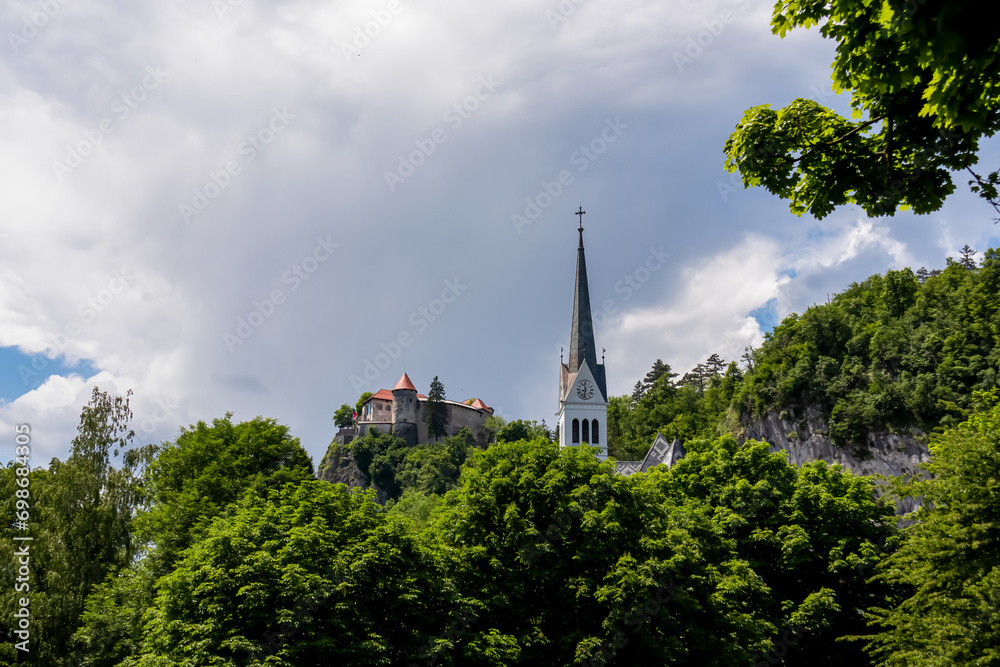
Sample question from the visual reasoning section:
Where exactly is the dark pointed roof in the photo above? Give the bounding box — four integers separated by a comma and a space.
567, 219, 606, 398
614, 433, 686, 476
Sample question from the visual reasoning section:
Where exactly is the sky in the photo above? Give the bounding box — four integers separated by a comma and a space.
2, 0, 999, 467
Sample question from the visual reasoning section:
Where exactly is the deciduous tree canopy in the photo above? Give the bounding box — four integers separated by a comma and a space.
724, 1, 1000, 219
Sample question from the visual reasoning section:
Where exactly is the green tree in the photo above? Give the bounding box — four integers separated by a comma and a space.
135, 481, 456, 666
863, 392, 1000, 665
495, 419, 548, 443
724, 1, 1000, 220
347, 427, 407, 492
705, 353, 726, 374
958, 243, 978, 270
396, 447, 459, 496
135, 414, 314, 578
642, 359, 677, 392
333, 403, 354, 429
653, 436, 898, 666
426, 376, 449, 441
73, 562, 156, 667
631, 380, 644, 403
482, 415, 506, 444
429, 439, 776, 665
0, 388, 155, 667
606, 394, 636, 459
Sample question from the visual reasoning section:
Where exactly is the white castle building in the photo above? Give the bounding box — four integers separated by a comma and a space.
354, 373, 494, 448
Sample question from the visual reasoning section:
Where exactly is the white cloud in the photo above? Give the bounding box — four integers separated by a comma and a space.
599, 217, 912, 394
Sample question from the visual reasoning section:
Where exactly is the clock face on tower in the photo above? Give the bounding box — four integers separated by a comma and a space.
576, 379, 595, 400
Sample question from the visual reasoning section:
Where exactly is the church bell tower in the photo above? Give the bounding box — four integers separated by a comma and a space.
557, 206, 608, 459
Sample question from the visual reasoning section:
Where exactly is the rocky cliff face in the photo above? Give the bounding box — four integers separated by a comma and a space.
316, 442, 390, 504
740, 406, 930, 512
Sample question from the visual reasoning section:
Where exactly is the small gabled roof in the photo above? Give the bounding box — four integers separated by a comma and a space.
640, 433, 685, 473
464, 398, 491, 412
393, 373, 417, 391
371, 389, 393, 401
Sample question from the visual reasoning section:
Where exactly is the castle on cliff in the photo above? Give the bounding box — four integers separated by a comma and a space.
350, 373, 494, 447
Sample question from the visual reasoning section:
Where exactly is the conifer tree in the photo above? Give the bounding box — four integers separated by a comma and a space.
631, 380, 644, 403
641, 359, 676, 393
959, 243, 978, 270
425, 376, 449, 441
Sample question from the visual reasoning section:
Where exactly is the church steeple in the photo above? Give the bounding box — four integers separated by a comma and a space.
557, 205, 608, 459
567, 206, 605, 398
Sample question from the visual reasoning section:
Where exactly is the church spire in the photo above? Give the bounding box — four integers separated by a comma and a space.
568, 206, 599, 379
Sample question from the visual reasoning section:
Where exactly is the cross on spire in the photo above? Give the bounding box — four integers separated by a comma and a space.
575, 205, 586, 247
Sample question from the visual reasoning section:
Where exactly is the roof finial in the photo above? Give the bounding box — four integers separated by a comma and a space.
602, 347, 605, 364
560, 346, 564, 363
575, 205, 586, 247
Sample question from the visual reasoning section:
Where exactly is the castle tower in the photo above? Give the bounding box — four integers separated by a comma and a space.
557, 207, 608, 459
391, 372, 418, 447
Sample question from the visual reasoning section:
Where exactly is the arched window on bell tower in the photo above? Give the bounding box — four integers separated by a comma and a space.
572, 419, 580, 443
582, 419, 590, 443
592, 419, 599, 444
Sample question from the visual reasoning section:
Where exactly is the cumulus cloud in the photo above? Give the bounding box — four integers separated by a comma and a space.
599, 217, 913, 394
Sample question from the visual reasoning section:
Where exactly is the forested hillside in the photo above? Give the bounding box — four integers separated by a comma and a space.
608, 249, 1000, 461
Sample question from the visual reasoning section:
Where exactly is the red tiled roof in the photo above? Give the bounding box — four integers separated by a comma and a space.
462, 398, 492, 412
393, 373, 417, 391
371, 389, 393, 401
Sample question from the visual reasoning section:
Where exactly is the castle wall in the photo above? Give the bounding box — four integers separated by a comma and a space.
416, 400, 491, 446
362, 398, 392, 421
357, 393, 492, 447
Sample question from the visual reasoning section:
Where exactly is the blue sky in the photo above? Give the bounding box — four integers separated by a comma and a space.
0, 347, 97, 403
3, 0, 1000, 465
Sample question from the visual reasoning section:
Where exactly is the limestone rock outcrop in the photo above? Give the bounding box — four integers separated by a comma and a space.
740, 405, 929, 513
316, 442, 389, 504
